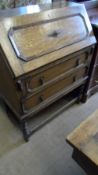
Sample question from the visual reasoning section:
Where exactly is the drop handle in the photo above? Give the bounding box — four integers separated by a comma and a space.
39, 76, 45, 85
73, 76, 77, 82
76, 59, 80, 66
39, 95, 44, 102
85, 66, 89, 74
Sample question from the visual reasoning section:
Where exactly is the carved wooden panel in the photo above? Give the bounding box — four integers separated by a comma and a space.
8, 15, 88, 61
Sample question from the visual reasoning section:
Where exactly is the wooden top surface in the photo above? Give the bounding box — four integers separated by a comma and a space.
0, 4, 96, 78
67, 109, 98, 166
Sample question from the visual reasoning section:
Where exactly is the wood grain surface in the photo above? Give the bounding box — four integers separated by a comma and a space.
9, 15, 87, 61
67, 109, 98, 166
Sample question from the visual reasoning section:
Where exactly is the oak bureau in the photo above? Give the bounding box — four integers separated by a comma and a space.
0, 4, 96, 141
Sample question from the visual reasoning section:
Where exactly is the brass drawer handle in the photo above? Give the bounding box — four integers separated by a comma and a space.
85, 66, 89, 74
39, 95, 44, 102
73, 76, 77, 82
76, 59, 80, 66
39, 76, 45, 85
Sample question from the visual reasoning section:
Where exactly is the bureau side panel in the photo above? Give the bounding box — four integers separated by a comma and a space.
0, 47, 22, 118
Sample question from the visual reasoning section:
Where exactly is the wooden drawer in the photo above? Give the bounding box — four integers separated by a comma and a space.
21, 50, 90, 96
22, 67, 87, 113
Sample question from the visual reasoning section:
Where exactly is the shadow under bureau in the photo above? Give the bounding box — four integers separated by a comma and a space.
0, 4, 96, 141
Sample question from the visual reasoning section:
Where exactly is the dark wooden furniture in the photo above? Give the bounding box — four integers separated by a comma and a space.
87, 24, 98, 96
80, 0, 98, 19
66, 109, 98, 175
0, 4, 96, 141
83, 1, 98, 97
67, 0, 98, 98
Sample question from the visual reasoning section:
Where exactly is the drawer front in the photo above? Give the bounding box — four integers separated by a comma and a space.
22, 51, 89, 95
22, 67, 87, 113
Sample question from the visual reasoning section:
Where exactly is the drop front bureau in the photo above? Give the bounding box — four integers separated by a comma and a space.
0, 4, 96, 141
